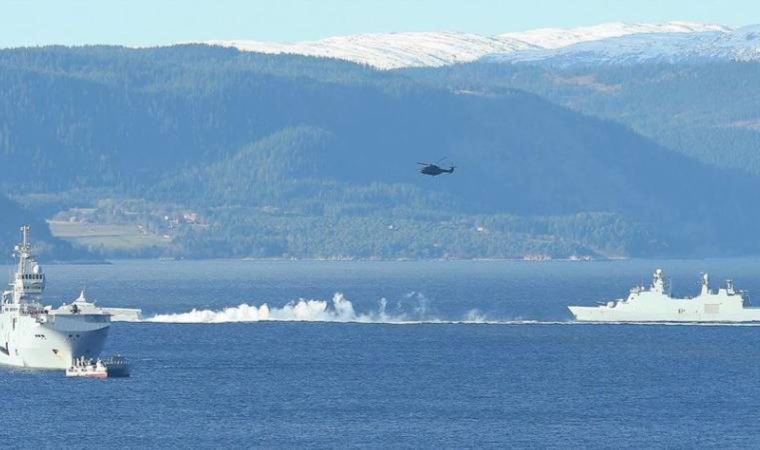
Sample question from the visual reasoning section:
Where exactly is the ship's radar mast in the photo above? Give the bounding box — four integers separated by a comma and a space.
14, 225, 30, 259
726, 279, 735, 294
8, 225, 45, 304
652, 269, 665, 294
701, 273, 711, 295
21, 225, 28, 249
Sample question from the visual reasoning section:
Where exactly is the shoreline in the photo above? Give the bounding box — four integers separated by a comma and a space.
28, 255, 760, 265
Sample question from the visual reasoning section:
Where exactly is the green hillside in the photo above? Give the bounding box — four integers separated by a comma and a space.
405, 61, 760, 175
0, 194, 82, 261
1, 46, 759, 258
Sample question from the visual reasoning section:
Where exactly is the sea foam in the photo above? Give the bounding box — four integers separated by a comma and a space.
142, 292, 491, 324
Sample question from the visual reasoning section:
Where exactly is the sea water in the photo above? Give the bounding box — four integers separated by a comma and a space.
2, 259, 760, 447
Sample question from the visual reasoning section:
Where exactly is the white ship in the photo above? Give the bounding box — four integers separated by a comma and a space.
569, 269, 760, 322
0, 226, 111, 369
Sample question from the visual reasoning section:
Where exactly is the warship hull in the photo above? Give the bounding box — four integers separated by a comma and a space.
569, 303, 760, 322
0, 314, 109, 369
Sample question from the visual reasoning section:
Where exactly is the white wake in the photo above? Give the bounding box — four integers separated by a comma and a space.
143, 292, 493, 325
124, 292, 760, 326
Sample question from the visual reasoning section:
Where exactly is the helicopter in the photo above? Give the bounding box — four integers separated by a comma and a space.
417, 158, 456, 176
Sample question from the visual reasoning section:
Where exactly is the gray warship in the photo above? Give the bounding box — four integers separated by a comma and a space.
569, 269, 760, 322
0, 226, 111, 369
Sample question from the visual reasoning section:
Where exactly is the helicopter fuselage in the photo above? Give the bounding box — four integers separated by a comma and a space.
419, 165, 455, 176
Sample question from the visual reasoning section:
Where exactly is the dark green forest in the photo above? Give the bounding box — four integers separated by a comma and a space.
1, 45, 759, 259
404, 61, 760, 175
0, 194, 81, 260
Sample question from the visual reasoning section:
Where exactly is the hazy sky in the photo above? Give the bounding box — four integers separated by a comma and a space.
2, 0, 758, 47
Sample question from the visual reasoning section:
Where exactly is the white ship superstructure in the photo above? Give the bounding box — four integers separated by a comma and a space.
0, 226, 110, 369
569, 269, 760, 322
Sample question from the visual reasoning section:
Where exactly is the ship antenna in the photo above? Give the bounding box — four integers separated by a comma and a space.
21, 225, 29, 249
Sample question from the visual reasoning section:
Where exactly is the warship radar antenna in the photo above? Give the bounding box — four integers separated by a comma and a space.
10, 225, 46, 304
701, 273, 711, 295
652, 269, 665, 294
14, 225, 32, 263
21, 225, 28, 249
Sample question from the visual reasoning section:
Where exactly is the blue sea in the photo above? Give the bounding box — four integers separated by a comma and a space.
3, 258, 760, 448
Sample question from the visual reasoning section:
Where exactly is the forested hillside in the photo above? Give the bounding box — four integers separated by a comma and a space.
0, 194, 81, 261
1, 45, 759, 258
405, 61, 760, 175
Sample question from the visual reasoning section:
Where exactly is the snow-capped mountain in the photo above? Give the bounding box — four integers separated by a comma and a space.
486, 25, 760, 66
207, 32, 537, 69
206, 22, 730, 69
499, 21, 729, 49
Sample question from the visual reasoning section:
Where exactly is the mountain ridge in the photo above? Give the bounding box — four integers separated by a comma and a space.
487, 25, 760, 66
203, 21, 728, 69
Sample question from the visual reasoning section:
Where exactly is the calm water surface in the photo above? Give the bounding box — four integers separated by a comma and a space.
2, 259, 760, 448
